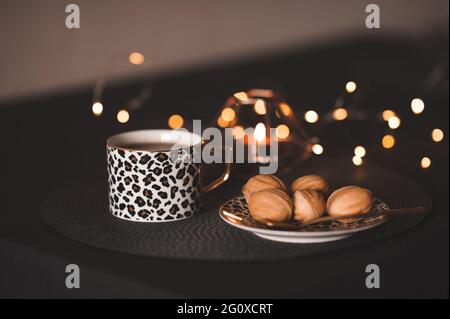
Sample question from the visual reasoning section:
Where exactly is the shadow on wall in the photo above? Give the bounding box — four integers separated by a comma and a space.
0, 0, 448, 102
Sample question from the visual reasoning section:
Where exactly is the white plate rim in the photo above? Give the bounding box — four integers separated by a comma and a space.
219, 197, 387, 238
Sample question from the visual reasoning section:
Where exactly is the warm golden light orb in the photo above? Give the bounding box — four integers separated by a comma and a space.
221, 108, 236, 122
431, 129, 444, 142
332, 107, 348, 121
354, 146, 366, 158
217, 116, 229, 128
254, 99, 267, 115
279, 103, 293, 117
232, 126, 245, 139
233, 92, 248, 101
305, 110, 319, 123
411, 98, 425, 115
129, 52, 145, 65
420, 157, 431, 169
382, 135, 395, 149
388, 116, 401, 129
275, 124, 290, 139
117, 109, 130, 123
92, 102, 103, 116
312, 144, 324, 155
352, 156, 363, 166
345, 81, 357, 93
382, 109, 396, 122
168, 114, 184, 129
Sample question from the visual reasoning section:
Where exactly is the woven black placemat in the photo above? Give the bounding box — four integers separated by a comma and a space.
40, 163, 431, 261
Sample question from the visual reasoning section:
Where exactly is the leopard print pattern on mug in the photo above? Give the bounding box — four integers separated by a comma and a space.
107, 146, 201, 222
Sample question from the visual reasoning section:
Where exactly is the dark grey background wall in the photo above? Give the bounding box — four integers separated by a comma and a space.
0, 0, 448, 103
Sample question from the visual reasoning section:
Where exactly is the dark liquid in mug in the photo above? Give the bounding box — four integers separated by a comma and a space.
121, 143, 176, 152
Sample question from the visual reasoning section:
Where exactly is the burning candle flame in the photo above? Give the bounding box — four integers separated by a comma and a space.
254, 123, 266, 142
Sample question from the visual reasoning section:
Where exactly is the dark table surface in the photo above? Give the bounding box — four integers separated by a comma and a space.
0, 37, 448, 298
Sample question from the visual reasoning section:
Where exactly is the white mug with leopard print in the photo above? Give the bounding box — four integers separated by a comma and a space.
107, 130, 230, 222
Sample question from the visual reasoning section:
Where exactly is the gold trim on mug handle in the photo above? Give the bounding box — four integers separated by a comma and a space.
200, 142, 232, 193
201, 162, 232, 193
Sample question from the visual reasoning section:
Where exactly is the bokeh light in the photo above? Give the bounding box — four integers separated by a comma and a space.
411, 98, 425, 114
382, 135, 395, 149
221, 107, 236, 122
279, 103, 293, 117
420, 157, 431, 169
275, 124, 290, 139
304, 110, 319, 123
117, 109, 130, 124
354, 146, 366, 158
233, 92, 248, 101
92, 102, 103, 116
345, 81, 357, 93
312, 144, 324, 155
254, 99, 267, 115
332, 107, 348, 121
431, 129, 444, 142
388, 116, 401, 129
128, 52, 145, 65
382, 109, 396, 122
168, 114, 184, 129
217, 116, 229, 128
352, 156, 363, 166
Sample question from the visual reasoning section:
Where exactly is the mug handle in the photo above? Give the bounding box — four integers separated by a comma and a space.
200, 144, 232, 193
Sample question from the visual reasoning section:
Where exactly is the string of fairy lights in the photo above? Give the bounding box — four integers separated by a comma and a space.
91, 51, 150, 123
91, 52, 446, 170
300, 80, 445, 169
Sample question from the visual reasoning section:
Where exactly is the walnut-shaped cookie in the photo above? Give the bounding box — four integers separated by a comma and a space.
293, 190, 326, 222
242, 175, 287, 204
327, 186, 373, 223
248, 188, 292, 222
